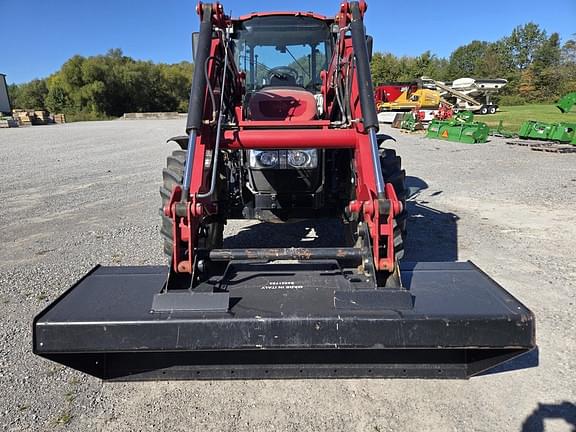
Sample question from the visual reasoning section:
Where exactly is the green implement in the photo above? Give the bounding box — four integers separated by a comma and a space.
427, 111, 489, 144
518, 121, 576, 145
400, 112, 424, 132
557, 92, 576, 114
490, 120, 518, 139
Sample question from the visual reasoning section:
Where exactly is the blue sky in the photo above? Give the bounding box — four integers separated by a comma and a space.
1, 0, 574, 84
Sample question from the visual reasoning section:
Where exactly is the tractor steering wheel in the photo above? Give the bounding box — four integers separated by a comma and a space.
267, 66, 300, 85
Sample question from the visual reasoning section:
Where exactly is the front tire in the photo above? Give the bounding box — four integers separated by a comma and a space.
380, 149, 407, 260
159, 149, 223, 262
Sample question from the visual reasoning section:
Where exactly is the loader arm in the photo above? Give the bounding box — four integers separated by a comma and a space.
166, 0, 403, 290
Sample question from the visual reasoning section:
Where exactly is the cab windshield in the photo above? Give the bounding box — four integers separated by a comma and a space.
233, 16, 333, 91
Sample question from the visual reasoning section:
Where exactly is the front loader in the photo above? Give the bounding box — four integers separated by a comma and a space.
33, 1, 535, 380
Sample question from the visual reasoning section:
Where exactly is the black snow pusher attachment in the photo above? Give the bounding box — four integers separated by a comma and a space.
33, 260, 535, 381
33, 1, 535, 380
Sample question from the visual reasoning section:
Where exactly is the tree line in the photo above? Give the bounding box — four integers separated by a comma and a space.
9, 49, 193, 120
370, 23, 576, 105
8, 23, 576, 119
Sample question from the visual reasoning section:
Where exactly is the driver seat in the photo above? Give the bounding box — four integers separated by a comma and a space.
249, 87, 318, 122
270, 74, 297, 87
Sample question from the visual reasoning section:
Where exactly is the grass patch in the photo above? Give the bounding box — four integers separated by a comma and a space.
54, 410, 73, 426
480, 104, 576, 132
64, 391, 76, 403
46, 365, 63, 376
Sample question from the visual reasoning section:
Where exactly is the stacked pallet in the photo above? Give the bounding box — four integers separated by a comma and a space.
7, 110, 66, 126
52, 113, 66, 124
0, 117, 18, 128
32, 110, 50, 125
13, 110, 33, 126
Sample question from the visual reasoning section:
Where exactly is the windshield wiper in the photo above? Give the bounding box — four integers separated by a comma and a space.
285, 47, 311, 79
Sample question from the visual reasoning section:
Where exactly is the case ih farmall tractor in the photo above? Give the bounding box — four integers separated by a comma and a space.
33, 2, 535, 380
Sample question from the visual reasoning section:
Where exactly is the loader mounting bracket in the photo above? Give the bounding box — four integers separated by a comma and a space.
151, 260, 230, 313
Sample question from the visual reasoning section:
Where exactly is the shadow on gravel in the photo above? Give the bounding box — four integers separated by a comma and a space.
521, 401, 576, 432
403, 176, 459, 262
224, 176, 460, 263
224, 218, 348, 249
403, 201, 459, 262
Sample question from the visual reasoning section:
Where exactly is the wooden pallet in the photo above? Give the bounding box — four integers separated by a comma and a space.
53, 113, 66, 124
506, 139, 576, 154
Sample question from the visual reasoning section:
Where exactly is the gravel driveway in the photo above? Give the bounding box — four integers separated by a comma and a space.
0, 120, 574, 431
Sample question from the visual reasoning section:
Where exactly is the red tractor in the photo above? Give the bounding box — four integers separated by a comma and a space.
33, 1, 535, 380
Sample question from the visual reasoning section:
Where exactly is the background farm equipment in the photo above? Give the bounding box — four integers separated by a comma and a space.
376, 81, 441, 112
518, 121, 576, 144
376, 80, 440, 124
557, 92, 576, 114
489, 120, 517, 139
392, 110, 425, 132
427, 111, 490, 144
506, 98, 576, 152
436, 78, 507, 115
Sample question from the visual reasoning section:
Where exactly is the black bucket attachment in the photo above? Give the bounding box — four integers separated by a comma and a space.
33, 261, 535, 381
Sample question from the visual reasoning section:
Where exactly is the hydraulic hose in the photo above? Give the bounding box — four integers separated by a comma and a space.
198, 39, 230, 199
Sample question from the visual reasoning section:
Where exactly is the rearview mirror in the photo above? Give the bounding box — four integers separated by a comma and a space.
192, 32, 200, 61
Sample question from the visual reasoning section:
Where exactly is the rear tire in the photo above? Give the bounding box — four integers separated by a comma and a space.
380, 149, 407, 260
159, 150, 223, 262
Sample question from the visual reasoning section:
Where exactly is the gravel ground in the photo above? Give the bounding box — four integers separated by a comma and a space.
0, 120, 574, 431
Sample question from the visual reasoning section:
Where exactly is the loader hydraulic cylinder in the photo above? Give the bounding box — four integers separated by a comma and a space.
183, 3, 213, 196
349, 2, 378, 131
349, 2, 385, 195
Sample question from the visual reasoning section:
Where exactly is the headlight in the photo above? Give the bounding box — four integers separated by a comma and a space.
249, 149, 318, 169
249, 151, 279, 168
287, 151, 309, 167
258, 151, 279, 167
288, 150, 317, 168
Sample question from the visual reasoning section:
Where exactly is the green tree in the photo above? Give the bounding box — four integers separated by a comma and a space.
530, 33, 562, 100
371, 53, 400, 84
561, 36, 576, 63
476, 41, 514, 78
505, 23, 547, 70
45, 77, 70, 113
532, 32, 561, 71
7, 84, 20, 108
12, 79, 48, 109
447, 41, 489, 79
558, 36, 576, 95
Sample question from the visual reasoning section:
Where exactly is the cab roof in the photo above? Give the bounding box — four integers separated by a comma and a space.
235, 11, 333, 24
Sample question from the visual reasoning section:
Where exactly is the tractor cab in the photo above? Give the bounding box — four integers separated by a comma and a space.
232, 14, 333, 121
